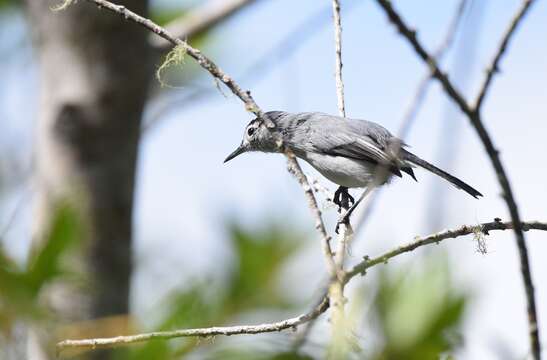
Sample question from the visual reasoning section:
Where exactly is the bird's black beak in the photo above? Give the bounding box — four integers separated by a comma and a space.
224, 143, 246, 163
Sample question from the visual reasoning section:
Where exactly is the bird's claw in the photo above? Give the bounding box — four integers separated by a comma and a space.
333, 186, 354, 211
346, 193, 355, 207
335, 213, 350, 234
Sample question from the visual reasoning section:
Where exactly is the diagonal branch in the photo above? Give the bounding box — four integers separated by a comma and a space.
150, 0, 260, 49
345, 220, 547, 281
57, 296, 329, 352
79, 0, 336, 274
144, 2, 361, 132
82, 1, 260, 116
57, 219, 547, 352
374, 0, 473, 117
397, 0, 468, 138
474, 0, 536, 110
374, 1, 540, 357
354, 0, 468, 234
286, 150, 337, 274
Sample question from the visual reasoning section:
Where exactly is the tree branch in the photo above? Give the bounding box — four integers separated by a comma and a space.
79, 0, 335, 271
144, 2, 361, 132
83, 0, 261, 118
374, 0, 474, 118
474, 0, 536, 110
331, 0, 346, 119
57, 296, 329, 353
59, 1, 542, 357
331, 0, 351, 268
286, 150, 337, 274
397, 0, 468, 138
374, 1, 540, 357
354, 0, 468, 234
345, 220, 547, 281
57, 219, 547, 352
150, 0, 260, 49
329, 3, 351, 356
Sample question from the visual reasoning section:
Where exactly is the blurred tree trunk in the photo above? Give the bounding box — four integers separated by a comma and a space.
24, 0, 152, 357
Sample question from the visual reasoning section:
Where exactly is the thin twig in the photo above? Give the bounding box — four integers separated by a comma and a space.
286, 149, 337, 274
330, 2, 351, 355
331, 0, 351, 269
331, 0, 346, 119
330, 0, 351, 270
57, 296, 329, 352
345, 220, 547, 281
474, 0, 536, 110
472, 2, 540, 356
374, 1, 540, 357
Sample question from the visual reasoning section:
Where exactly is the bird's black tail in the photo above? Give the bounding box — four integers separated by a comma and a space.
402, 150, 483, 199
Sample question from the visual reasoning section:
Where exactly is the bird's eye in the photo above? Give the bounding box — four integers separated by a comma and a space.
247, 127, 255, 136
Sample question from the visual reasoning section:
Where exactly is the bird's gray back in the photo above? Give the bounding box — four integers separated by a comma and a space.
272, 112, 400, 160
259, 111, 481, 197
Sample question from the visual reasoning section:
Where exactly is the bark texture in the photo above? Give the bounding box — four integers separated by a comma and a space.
24, 0, 152, 357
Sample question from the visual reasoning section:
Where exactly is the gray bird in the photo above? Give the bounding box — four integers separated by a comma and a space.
224, 111, 482, 228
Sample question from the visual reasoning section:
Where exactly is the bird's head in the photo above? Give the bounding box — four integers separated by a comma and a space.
224, 112, 286, 163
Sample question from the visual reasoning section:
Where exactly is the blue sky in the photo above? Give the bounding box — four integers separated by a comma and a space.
1, 0, 546, 358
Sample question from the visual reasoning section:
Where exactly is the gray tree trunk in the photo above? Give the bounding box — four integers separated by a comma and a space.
24, 0, 152, 357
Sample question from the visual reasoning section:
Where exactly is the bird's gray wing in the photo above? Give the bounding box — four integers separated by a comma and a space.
301, 116, 411, 178
325, 136, 393, 163
308, 119, 395, 160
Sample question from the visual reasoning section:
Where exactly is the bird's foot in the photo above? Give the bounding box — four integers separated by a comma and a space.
345, 193, 355, 207
335, 212, 351, 234
333, 186, 354, 211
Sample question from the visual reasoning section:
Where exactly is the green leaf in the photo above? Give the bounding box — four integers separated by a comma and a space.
25, 204, 80, 292
0, 204, 81, 334
158, 283, 219, 331
226, 223, 303, 310
372, 256, 468, 360
0, 0, 16, 10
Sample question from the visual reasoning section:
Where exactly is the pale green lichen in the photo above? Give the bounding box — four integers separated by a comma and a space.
156, 45, 187, 88
51, 0, 74, 11
473, 225, 488, 255
213, 78, 228, 98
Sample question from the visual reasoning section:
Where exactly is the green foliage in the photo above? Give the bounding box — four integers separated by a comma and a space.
0, 0, 16, 10
0, 204, 81, 335
117, 222, 306, 359
207, 348, 314, 360
26, 206, 80, 291
116, 225, 468, 360
370, 257, 468, 360
227, 223, 302, 311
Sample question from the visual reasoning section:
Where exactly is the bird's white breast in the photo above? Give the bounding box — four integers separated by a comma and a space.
301, 152, 387, 188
